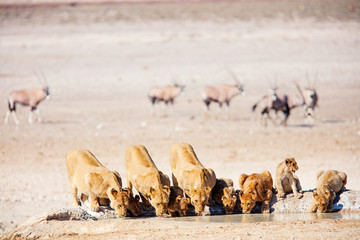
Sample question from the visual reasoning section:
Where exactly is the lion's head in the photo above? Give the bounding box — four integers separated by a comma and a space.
129, 194, 141, 217
189, 187, 211, 215
313, 185, 335, 213
148, 186, 170, 216
285, 158, 299, 173
108, 188, 130, 217
239, 190, 256, 214
221, 187, 237, 214
176, 196, 190, 216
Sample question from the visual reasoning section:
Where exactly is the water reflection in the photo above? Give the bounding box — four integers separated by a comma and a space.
169, 212, 360, 223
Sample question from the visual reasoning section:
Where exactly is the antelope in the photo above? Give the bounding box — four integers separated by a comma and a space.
148, 83, 185, 105
148, 83, 185, 116
294, 72, 319, 121
202, 68, 245, 118
4, 70, 50, 125
252, 79, 290, 126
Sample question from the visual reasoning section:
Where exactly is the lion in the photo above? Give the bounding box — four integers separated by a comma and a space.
212, 178, 237, 214
170, 142, 216, 215
309, 170, 347, 213
125, 145, 170, 217
275, 158, 303, 199
238, 170, 273, 214
66, 149, 130, 217
80, 187, 141, 217
127, 192, 142, 217
168, 186, 190, 217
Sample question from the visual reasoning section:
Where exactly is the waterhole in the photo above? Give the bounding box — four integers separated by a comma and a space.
169, 212, 360, 223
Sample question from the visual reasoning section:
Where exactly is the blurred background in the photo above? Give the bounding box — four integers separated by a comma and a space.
1, 0, 360, 232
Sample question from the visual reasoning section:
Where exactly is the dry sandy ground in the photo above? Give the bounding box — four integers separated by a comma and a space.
1, 0, 360, 238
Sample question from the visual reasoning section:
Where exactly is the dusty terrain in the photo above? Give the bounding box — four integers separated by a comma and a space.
1, 0, 360, 238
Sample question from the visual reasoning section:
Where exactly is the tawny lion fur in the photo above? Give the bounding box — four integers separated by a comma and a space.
66, 149, 130, 217
80, 187, 141, 217
239, 171, 273, 214
170, 142, 216, 215
212, 178, 237, 214
275, 158, 303, 199
168, 186, 190, 217
309, 170, 347, 213
125, 145, 170, 216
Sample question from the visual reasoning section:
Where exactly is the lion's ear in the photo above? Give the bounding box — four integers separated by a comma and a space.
176, 195, 182, 203
164, 186, 171, 195
150, 187, 156, 198
111, 188, 118, 198
223, 188, 230, 198
190, 187, 196, 195
112, 171, 122, 186
123, 188, 130, 197
285, 158, 290, 164
313, 190, 318, 199
250, 190, 257, 199
205, 187, 211, 195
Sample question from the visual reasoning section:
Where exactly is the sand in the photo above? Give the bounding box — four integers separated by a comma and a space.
0, 0, 360, 238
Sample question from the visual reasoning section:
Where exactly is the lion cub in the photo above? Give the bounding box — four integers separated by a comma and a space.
238, 171, 273, 214
310, 170, 347, 213
212, 178, 237, 214
275, 158, 303, 199
66, 149, 130, 217
168, 186, 190, 217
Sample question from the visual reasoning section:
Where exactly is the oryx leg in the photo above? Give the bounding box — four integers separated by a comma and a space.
36, 108, 42, 123
305, 108, 314, 122
150, 97, 156, 116
29, 106, 39, 124
261, 108, 270, 127
4, 110, 10, 125
161, 101, 167, 118
214, 103, 222, 120
11, 111, 19, 125
268, 113, 277, 126
203, 99, 211, 119
225, 101, 231, 120
28, 111, 33, 124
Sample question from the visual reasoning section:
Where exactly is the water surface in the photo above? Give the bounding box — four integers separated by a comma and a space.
169, 212, 360, 224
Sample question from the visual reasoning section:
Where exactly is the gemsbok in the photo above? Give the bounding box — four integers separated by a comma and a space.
252, 79, 290, 127
148, 83, 185, 116
4, 70, 50, 125
294, 72, 319, 121
202, 68, 245, 118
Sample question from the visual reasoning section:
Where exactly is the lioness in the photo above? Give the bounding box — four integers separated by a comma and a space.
212, 178, 237, 214
238, 171, 273, 214
66, 149, 130, 217
170, 142, 216, 215
168, 186, 190, 217
80, 188, 141, 217
309, 170, 347, 213
125, 145, 170, 216
275, 158, 303, 199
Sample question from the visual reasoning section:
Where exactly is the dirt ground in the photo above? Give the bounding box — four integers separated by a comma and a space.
1, 0, 360, 238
